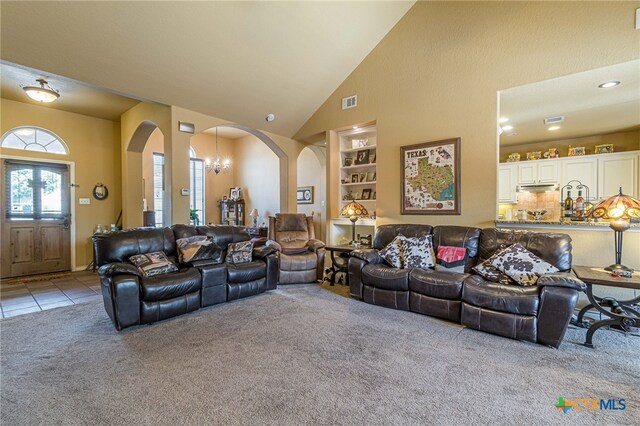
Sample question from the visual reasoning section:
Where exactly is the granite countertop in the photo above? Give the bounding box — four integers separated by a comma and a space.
496, 219, 640, 228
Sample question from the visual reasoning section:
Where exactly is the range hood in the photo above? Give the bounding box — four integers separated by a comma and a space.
517, 183, 559, 193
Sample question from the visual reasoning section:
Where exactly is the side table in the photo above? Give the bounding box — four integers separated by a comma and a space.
572, 265, 640, 348
325, 244, 371, 286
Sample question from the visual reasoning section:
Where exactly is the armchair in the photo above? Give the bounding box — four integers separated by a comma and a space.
267, 213, 325, 284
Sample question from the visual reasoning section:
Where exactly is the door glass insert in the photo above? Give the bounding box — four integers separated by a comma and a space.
40, 169, 63, 216
9, 168, 34, 216
5, 161, 68, 219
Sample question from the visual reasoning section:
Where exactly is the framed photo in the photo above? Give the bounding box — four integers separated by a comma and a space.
354, 149, 370, 165
401, 138, 461, 215
350, 173, 359, 183
362, 189, 372, 200
353, 191, 361, 200
359, 234, 372, 246
366, 171, 376, 182
351, 138, 368, 149
229, 187, 242, 200
526, 151, 542, 161
568, 146, 586, 156
359, 173, 367, 183
594, 144, 614, 154
373, 191, 376, 200
370, 152, 376, 164
343, 157, 353, 167
222, 195, 228, 201
297, 186, 314, 204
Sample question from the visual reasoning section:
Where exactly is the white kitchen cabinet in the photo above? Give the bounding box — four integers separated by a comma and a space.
517, 160, 560, 184
598, 153, 638, 199
561, 157, 598, 200
498, 164, 517, 203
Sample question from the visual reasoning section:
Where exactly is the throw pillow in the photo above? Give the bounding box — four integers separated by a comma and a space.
225, 241, 254, 264
379, 235, 406, 268
403, 235, 436, 269
490, 243, 559, 286
176, 236, 222, 264
472, 245, 515, 285
129, 251, 178, 277
435, 246, 467, 273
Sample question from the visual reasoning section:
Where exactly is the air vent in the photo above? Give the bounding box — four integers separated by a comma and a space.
543, 116, 564, 125
342, 95, 357, 110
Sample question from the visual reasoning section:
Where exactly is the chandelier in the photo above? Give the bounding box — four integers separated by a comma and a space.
205, 127, 231, 175
23, 79, 60, 103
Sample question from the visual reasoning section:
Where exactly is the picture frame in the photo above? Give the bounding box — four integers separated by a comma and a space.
361, 189, 372, 200
359, 173, 367, 183
229, 187, 242, 200
568, 146, 586, 156
297, 186, 314, 204
526, 151, 542, 161
343, 157, 353, 167
373, 191, 376, 200
351, 138, 368, 149
507, 153, 520, 162
354, 149, 370, 165
366, 171, 376, 182
359, 234, 372, 246
222, 195, 228, 201
350, 173, 359, 183
370, 152, 376, 164
353, 191, 361, 200
401, 138, 461, 215
594, 144, 614, 154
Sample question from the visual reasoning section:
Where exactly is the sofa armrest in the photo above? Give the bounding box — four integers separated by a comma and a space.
307, 239, 325, 252
253, 245, 277, 260
537, 286, 579, 348
350, 248, 385, 265
100, 274, 141, 330
98, 262, 141, 278
537, 272, 586, 292
264, 253, 279, 290
265, 240, 282, 252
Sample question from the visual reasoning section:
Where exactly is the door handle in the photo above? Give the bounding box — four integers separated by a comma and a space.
63, 218, 70, 229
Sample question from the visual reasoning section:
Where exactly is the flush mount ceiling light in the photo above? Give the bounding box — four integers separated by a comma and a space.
265, 113, 275, 122
501, 125, 514, 131
22, 79, 60, 103
598, 80, 620, 89
498, 117, 509, 123
548, 126, 561, 131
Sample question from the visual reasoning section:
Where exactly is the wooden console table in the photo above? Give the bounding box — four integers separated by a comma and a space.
572, 265, 640, 349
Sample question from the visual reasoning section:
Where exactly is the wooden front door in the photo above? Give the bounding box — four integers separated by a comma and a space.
1, 159, 71, 278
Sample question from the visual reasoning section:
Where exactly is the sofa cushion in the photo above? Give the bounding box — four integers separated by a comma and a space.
409, 268, 466, 300
129, 251, 178, 277
434, 245, 466, 273
373, 224, 433, 250
279, 252, 317, 271
462, 275, 540, 316
225, 241, 254, 264
362, 264, 410, 291
490, 243, 559, 286
379, 235, 405, 268
140, 267, 201, 301
472, 244, 515, 285
227, 261, 267, 283
176, 236, 222, 263
404, 235, 436, 269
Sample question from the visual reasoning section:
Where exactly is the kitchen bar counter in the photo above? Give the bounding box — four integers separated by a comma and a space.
496, 219, 640, 231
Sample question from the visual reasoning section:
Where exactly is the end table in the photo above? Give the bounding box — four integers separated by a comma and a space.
325, 244, 371, 286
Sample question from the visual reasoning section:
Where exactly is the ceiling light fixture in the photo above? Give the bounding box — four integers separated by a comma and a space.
501, 125, 514, 131
205, 127, 231, 175
22, 79, 60, 103
598, 80, 620, 89
548, 126, 561, 131
265, 113, 275, 122
498, 117, 509, 123
353, 126, 359, 130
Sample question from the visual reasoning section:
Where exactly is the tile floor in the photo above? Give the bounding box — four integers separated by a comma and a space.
0, 271, 101, 318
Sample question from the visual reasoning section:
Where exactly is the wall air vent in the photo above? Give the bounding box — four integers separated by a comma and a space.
342, 95, 357, 110
543, 116, 564, 125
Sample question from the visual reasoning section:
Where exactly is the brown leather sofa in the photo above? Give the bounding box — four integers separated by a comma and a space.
348, 224, 586, 348
267, 213, 325, 284
93, 225, 278, 330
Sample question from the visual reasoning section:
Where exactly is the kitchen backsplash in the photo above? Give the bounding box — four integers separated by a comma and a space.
514, 192, 561, 221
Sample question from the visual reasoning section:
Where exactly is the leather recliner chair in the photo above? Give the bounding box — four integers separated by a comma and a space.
267, 213, 325, 284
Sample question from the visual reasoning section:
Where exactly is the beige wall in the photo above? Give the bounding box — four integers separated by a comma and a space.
297, 146, 326, 239
0, 98, 121, 269
500, 129, 640, 163
295, 1, 640, 268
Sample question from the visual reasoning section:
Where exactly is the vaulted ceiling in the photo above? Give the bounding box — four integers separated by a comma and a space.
1, 1, 415, 137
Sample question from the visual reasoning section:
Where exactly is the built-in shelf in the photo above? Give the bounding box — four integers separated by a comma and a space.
340, 163, 376, 171
341, 144, 377, 154
341, 181, 377, 187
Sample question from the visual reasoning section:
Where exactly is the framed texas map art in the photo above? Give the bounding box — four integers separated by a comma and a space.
401, 138, 461, 215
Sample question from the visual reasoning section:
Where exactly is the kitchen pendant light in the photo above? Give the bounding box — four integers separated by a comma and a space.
23, 79, 60, 103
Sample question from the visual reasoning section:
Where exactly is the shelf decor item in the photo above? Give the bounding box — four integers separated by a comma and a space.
362, 189, 372, 200
351, 138, 368, 149
507, 153, 520, 162
249, 209, 259, 227
590, 187, 640, 273
526, 151, 542, 160
296, 186, 313, 204
568, 146, 586, 156
343, 157, 353, 167
340, 200, 369, 245
543, 148, 559, 159
401, 138, 461, 215
229, 187, 242, 201
594, 144, 614, 154
354, 149, 370, 165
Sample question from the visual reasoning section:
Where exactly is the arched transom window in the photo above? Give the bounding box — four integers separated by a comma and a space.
1, 127, 69, 155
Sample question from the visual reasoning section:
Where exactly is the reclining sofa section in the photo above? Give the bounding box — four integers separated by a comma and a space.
348, 225, 585, 348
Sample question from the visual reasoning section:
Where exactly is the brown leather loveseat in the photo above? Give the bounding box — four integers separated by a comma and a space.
348, 224, 586, 348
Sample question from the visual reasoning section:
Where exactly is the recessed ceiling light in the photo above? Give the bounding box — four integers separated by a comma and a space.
498, 117, 509, 123
265, 113, 275, 122
548, 126, 561, 131
501, 125, 513, 131
352, 126, 359, 130
598, 80, 620, 89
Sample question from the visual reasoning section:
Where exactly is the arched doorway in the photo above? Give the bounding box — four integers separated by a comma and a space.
297, 145, 326, 240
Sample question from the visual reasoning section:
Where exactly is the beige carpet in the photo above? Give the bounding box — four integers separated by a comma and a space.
1, 284, 638, 425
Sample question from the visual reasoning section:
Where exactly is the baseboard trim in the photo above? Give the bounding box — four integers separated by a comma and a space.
73, 265, 89, 272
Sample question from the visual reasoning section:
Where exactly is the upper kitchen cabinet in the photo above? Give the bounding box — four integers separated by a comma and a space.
561, 157, 598, 201
598, 152, 638, 199
517, 160, 560, 185
498, 164, 517, 203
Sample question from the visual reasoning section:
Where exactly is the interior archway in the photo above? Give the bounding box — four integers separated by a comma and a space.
297, 145, 326, 240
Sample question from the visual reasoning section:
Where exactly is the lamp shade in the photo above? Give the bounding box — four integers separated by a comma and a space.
249, 209, 259, 217
590, 188, 640, 220
340, 201, 368, 218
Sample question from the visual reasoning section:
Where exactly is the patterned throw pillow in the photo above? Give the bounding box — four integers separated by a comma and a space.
225, 241, 254, 264
176, 236, 222, 263
404, 235, 436, 269
489, 243, 559, 286
473, 246, 515, 285
379, 235, 406, 268
434, 246, 467, 273
129, 251, 178, 277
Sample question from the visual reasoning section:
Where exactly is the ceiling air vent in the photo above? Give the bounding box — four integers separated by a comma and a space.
543, 116, 564, 125
342, 95, 357, 110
